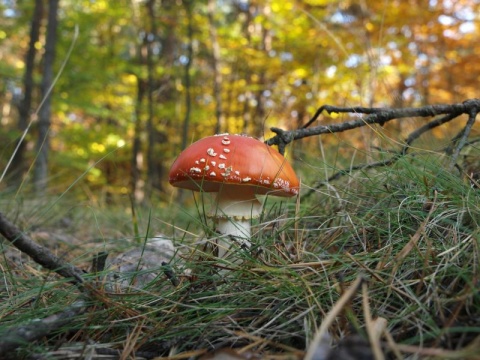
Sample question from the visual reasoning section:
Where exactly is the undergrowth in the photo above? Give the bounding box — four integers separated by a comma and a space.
0, 152, 479, 359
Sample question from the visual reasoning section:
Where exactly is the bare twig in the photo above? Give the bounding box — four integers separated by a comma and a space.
403, 112, 460, 153
449, 102, 479, 169
0, 211, 85, 286
0, 214, 113, 355
0, 299, 88, 354
267, 99, 480, 197
266, 99, 480, 154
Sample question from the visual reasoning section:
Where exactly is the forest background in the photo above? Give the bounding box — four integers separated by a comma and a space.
1, 1, 480, 357
0, 0, 479, 205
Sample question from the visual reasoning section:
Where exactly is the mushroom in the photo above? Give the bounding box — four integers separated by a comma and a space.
169, 134, 299, 257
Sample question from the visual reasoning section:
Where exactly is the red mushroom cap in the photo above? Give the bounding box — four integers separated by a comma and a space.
169, 134, 299, 197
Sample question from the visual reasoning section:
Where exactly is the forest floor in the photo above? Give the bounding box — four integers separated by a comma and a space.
0, 153, 479, 359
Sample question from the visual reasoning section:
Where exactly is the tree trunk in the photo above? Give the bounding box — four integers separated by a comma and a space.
8, 0, 43, 185
145, 0, 163, 196
130, 75, 146, 204
34, 0, 59, 194
143, 0, 177, 198
207, 0, 224, 135
181, 0, 193, 150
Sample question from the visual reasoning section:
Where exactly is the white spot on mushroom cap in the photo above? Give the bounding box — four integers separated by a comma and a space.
210, 171, 216, 177
207, 148, 217, 157
224, 148, 230, 153
211, 161, 216, 167
219, 154, 227, 160
221, 138, 231, 145
242, 177, 252, 182
234, 170, 240, 176
190, 167, 202, 173
218, 163, 226, 169
200, 158, 206, 163
273, 178, 291, 190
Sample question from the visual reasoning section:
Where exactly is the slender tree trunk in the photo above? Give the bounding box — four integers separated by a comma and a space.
181, 0, 193, 150
142, 0, 176, 198
8, 0, 43, 184
146, 0, 157, 195
131, 75, 145, 203
252, 72, 266, 138
207, 0, 224, 135
252, 3, 271, 138
34, 0, 59, 194
242, 100, 250, 134
223, 68, 238, 133
145, 0, 164, 196
129, 1, 145, 204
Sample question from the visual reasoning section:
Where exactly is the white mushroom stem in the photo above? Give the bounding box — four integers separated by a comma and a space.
211, 184, 262, 257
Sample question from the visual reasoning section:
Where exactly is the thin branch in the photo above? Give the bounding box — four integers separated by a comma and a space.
269, 99, 480, 198
403, 112, 460, 153
0, 212, 85, 286
449, 105, 478, 169
0, 299, 88, 354
266, 99, 480, 154
0, 214, 115, 355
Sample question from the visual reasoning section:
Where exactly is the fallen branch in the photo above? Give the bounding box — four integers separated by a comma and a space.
0, 213, 106, 355
265, 99, 480, 196
0, 211, 86, 286
266, 99, 480, 154
0, 299, 88, 354
0, 212, 161, 355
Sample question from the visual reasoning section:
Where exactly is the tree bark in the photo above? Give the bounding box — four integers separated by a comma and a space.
8, 0, 43, 184
34, 0, 59, 194
0, 211, 85, 286
207, 0, 224, 135
0, 299, 88, 355
130, 75, 146, 203
145, 0, 164, 196
181, 0, 193, 150
144, 0, 176, 197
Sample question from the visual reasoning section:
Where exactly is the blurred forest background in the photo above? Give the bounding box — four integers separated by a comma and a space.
1, 0, 479, 205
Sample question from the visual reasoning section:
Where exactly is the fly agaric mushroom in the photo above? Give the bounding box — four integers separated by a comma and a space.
169, 134, 299, 256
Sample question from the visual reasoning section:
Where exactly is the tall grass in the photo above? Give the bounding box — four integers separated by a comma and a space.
1, 146, 479, 359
